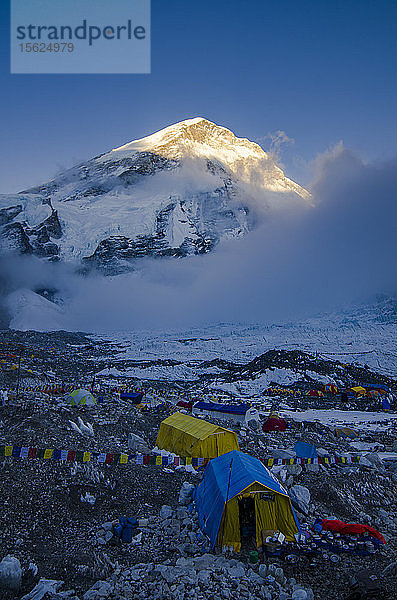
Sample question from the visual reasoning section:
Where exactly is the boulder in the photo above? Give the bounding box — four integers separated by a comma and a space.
155, 565, 188, 584
274, 567, 285, 584
305, 463, 320, 473
316, 448, 329, 457
289, 485, 311, 515
228, 563, 245, 579
247, 568, 263, 585
278, 468, 288, 482
20, 579, 64, 600
191, 553, 217, 571
363, 452, 385, 471
83, 581, 113, 600
259, 564, 267, 579
128, 432, 150, 453
286, 464, 302, 476
178, 482, 195, 505
271, 449, 296, 459
0, 555, 22, 590
292, 590, 308, 600
160, 505, 173, 519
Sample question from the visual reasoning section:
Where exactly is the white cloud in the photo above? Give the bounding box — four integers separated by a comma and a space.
2, 146, 396, 331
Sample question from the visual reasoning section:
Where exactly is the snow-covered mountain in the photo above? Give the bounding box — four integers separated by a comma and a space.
0, 118, 309, 273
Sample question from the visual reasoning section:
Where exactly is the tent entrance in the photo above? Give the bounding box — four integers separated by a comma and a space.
238, 496, 256, 548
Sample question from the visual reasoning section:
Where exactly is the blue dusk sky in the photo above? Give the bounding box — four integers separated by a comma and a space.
0, 0, 396, 193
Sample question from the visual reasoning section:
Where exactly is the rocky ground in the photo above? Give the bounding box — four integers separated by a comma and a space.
0, 330, 396, 599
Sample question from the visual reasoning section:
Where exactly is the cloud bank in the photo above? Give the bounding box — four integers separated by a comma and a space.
2, 145, 396, 332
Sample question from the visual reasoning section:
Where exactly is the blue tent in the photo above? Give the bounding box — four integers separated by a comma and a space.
293, 440, 317, 459
193, 450, 300, 552
193, 402, 249, 415
120, 392, 143, 404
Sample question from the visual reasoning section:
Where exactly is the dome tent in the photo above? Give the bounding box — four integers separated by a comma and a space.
262, 411, 287, 432
334, 426, 358, 439
262, 417, 287, 432
66, 388, 97, 406
307, 389, 324, 397
193, 450, 300, 552
322, 384, 338, 394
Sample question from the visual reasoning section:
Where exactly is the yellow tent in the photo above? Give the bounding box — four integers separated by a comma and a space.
269, 411, 279, 418
155, 412, 239, 458
334, 426, 358, 439
350, 386, 367, 396
193, 451, 300, 552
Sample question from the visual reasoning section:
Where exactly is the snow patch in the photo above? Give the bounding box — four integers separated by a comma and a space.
6, 289, 65, 332
283, 408, 397, 432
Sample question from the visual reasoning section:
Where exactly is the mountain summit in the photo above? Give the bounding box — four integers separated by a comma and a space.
108, 118, 309, 198
0, 118, 310, 273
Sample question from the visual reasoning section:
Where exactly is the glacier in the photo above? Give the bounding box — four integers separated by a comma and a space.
0, 118, 310, 273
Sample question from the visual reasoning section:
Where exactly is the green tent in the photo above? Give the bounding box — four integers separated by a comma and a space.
66, 388, 97, 406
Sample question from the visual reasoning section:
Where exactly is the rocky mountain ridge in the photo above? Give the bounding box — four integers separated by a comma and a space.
0, 118, 310, 274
